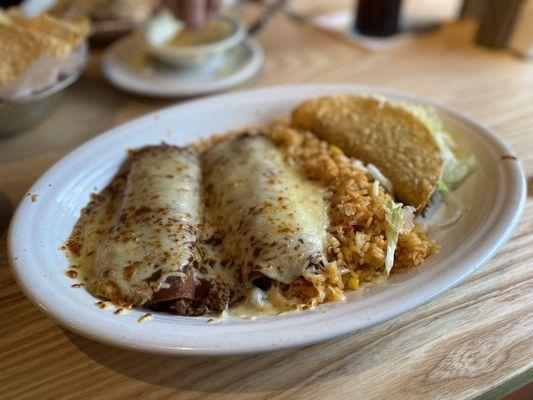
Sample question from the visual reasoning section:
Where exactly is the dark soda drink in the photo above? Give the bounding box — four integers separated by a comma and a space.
355, 0, 403, 37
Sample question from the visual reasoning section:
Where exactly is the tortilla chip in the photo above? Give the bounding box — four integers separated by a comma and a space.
0, 25, 64, 85
0, 9, 89, 86
291, 95, 444, 211
0, 19, 71, 57
6, 9, 89, 47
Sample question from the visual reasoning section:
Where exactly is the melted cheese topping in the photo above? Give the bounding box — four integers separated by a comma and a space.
87, 146, 202, 306
66, 176, 126, 286
203, 134, 329, 284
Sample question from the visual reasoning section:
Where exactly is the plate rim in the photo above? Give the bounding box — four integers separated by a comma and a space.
7, 84, 527, 356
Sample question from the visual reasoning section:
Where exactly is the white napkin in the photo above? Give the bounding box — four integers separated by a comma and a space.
0, 43, 87, 101
20, 0, 57, 17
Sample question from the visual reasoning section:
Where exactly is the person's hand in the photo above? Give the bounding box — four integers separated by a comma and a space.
164, 0, 223, 29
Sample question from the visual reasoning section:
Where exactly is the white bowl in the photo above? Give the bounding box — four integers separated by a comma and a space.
145, 16, 246, 67
7, 84, 526, 356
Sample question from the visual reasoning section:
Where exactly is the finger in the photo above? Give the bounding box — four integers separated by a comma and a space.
179, 0, 208, 29
163, 0, 180, 17
207, 0, 223, 19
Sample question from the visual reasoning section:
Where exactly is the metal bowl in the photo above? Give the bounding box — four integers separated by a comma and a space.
0, 43, 88, 137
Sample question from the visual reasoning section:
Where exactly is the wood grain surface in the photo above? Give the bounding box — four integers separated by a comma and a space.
1, 2, 532, 399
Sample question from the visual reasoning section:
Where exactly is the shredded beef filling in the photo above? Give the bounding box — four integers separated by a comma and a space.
150, 277, 230, 316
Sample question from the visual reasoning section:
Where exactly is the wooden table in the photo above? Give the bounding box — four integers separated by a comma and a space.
1, 2, 532, 399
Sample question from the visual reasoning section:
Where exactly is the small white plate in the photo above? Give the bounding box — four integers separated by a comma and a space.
8, 85, 525, 356
101, 33, 263, 97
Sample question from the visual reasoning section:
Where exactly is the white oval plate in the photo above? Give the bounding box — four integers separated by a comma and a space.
8, 85, 525, 356
102, 33, 263, 97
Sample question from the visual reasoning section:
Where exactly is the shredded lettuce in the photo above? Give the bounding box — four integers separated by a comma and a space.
403, 105, 476, 196
367, 163, 394, 194
381, 103, 475, 277
383, 200, 415, 276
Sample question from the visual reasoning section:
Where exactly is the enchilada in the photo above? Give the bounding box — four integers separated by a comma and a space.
67, 145, 230, 315
203, 134, 330, 310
